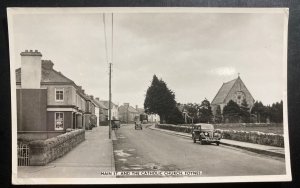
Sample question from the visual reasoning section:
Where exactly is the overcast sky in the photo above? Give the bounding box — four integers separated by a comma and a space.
11, 10, 286, 107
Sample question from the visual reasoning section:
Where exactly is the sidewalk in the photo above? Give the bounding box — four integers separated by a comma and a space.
148, 125, 285, 158
18, 126, 116, 178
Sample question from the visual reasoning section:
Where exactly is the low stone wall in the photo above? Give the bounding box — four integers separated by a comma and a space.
28, 129, 85, 165
156, 124, 284, 148
156, 124, 193, 133
215, 129, 284, 148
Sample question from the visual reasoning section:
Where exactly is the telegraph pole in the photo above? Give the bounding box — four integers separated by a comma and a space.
109, 62, 112, 139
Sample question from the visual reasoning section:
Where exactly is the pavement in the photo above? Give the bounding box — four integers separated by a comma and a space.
148, 125, 285, 158
18, 126, 116, 178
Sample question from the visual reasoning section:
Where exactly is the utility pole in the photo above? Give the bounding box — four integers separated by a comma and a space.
109, 62, 112, 139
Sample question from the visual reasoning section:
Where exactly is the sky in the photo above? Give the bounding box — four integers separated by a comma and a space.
11, 10, 286, 108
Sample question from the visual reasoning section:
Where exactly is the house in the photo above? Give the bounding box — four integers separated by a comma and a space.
92, 97, 108, 126
211, 76, 255, 116
83, 95, 97, 130
118, 103, 139, 123
16, 50, 97, 139
100, 100, 119, 121
148, 114, 160, 123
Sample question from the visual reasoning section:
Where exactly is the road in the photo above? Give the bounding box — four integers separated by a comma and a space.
113, 124, 286, 177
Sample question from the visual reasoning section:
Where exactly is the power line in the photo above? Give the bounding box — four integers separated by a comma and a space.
111, 13, 114, 64
102, 13, 109, 64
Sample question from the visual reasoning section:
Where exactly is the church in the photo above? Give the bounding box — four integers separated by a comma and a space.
211, 75, 255, 116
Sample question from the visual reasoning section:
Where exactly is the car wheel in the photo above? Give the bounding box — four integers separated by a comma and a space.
199, 139, 204, 145
216, 142, 220, 146
193, 138, 196, 143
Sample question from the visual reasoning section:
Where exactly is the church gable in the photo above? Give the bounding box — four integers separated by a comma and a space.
224, 77, 255, 108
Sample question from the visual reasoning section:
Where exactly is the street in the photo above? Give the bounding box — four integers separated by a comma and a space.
113, 124, 286, 177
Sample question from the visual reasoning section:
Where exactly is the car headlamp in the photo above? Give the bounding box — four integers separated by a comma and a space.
204, 132, 208, 136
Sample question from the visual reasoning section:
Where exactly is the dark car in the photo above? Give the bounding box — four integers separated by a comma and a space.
134, 121, 142, 130
112, 120, 121, 129
191, 124, 222, 146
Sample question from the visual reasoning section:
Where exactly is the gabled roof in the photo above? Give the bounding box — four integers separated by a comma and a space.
94, 99, 108, 109
136, 108, 145, 114
118, 105, 139, 113
16, 60, 75, 85
211, 78, 238, 105
99, 100, 117, 109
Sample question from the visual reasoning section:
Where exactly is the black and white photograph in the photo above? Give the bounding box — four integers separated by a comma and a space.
7, 7, 291, 184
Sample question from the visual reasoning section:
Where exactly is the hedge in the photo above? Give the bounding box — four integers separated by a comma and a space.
156, 124, 284, 148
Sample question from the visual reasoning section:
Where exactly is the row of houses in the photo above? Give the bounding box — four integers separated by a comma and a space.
16, 50, 159, 140
16, 50, 117, 139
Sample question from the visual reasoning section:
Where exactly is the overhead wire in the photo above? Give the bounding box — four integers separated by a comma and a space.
102, 13, 109, 64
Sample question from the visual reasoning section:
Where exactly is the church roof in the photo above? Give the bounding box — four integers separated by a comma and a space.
211, 77, 238, 105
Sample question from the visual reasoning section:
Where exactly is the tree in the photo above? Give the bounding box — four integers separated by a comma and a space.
198, 98, 212, 123
167, 107, 185, 124
223, 100, 240, 116
183, 103, 200, 123
223, 100, 240, 123
269, 100, 283, 123
144, 75, 181, 124
240, 98, 250, 123
251, 101, 268, 123
214, 105, 222, 123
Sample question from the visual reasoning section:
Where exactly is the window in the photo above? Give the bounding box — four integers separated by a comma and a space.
55, 112, 64, 130
55, 88, 64, 102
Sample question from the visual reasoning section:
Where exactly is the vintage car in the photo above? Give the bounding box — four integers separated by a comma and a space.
112, 120, 121, 129
191, 123, 222, 146
135, 121, 143, 130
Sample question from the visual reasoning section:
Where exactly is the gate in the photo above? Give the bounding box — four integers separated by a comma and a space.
17, 143, 30, 166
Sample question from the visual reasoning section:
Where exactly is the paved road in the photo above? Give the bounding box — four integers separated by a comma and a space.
113, 124, 286, 177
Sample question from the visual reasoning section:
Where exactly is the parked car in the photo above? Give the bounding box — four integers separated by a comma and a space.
135, 121, 143, 130
191, 123, 222, 146
112, 120, 121, 129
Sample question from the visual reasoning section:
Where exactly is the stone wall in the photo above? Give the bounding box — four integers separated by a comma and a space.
156, 124, 284, 148
26, 129, 85, 166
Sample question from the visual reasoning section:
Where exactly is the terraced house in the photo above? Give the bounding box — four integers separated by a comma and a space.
16, 50, 97, 140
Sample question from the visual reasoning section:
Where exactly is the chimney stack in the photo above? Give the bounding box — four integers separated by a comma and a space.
124, 103, 129, 108
20, 50, 42, 89
90, 95, 94, 100
136, 105, 138, 110
42, 60, 54, 70
96, 97, 99, 101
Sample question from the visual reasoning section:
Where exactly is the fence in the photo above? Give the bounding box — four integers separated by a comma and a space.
17, 143, 30, 166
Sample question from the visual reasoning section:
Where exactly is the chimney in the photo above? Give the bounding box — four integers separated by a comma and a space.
90, 95, 94, 100
124, 103, 129, 108
95, 97, 99, 101
82, 89, 85, 94
20, 50, 42, 89
42, 60, 54, 70
136, 105, 138, 110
